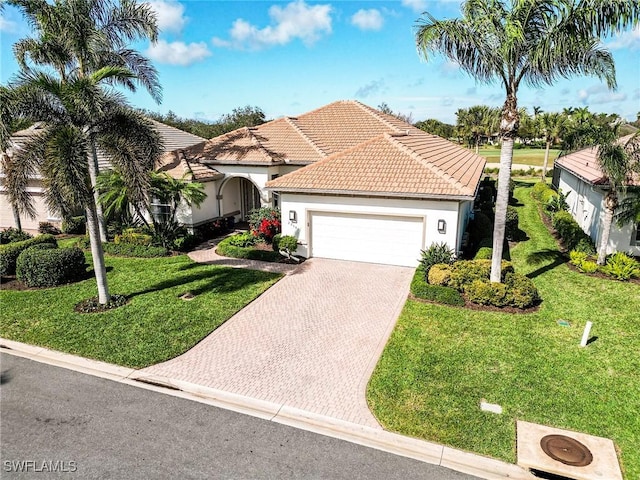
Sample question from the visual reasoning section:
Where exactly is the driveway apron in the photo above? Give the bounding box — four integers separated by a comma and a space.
140, 258, 414, 428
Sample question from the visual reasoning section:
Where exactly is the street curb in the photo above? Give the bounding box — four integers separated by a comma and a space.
0, 338, 536, 480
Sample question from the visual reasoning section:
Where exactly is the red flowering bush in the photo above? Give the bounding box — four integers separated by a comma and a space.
249, 208, 281, 243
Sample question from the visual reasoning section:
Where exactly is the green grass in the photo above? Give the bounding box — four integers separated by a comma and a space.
0, 254, 281, 368
479, 147, 561, 167
368, 182, 640, 478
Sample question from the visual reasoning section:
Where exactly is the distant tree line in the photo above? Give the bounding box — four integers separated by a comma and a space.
414, 105, 637, 153
140, 105, 267, 139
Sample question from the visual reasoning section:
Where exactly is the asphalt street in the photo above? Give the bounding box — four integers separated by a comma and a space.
0, 353, 479, 479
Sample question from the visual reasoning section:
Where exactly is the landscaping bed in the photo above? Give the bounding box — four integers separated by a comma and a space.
368, 181, 640, 478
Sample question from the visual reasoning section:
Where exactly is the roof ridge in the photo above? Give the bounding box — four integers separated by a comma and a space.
352, 100, 406, 133
238, 126, 276, 163
385, 133, 471, 195
284, 117, 328, 158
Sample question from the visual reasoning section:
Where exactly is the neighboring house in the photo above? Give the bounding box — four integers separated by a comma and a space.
553, 134, 639, 257
0, 121, 206, 231
160, 100, 486, 267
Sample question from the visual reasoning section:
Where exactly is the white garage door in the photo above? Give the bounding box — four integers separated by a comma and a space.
310, 211, 425, 267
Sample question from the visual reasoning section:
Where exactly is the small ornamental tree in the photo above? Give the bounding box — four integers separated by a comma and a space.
249, 208, 281, 243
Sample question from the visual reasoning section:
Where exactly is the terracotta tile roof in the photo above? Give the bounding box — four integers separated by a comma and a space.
266, 131, 486, 199
156, 150, 223, 182
174, 100, 423, 166
4, 120, 206, 179
289, 100, 419, 155
555, 134, 639, 186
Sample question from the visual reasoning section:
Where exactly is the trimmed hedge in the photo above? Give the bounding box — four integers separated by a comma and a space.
551, 211, 596, 253
0, 228, 33, 244
505, 206, 519, 240
427, 263, 452, 286
62, 216, 86, 235
16, 247, 87, 287
216, 235, 281, 262
448, 259, 514, 291
0, 234, 58, 276
228, 232, 259, 248
104, 242, 169, 258
73, 236, 169, 257
424, 259, 539, 309
474, 247, 493, 260
411, 266, 464, 306
273, 235, 298, 253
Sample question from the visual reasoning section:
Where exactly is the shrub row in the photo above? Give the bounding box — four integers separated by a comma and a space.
410, 266, 464, 306
0, 234, 58, 276
38, 222, 61, 235
16, 247, 87, 287
228, 232, 259, 248
505, 206, 519, 241
427, 259, 539, 309
62, 216, 86, 235
216, 235, 281, 262
0, 228, 33, 244
552, 211, 596, 254
73, 236, 169, 258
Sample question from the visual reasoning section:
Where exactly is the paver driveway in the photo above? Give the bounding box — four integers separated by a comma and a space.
141, 258, 414, 428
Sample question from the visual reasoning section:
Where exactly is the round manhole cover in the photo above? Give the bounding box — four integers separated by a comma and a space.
540, 435, 593, 467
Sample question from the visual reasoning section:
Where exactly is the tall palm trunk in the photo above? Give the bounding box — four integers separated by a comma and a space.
12, 204, 22, 231
85, 201, 110, 304
88, 138, 108, 242
541, 140, 551, 182
491, 93, 518, 283
597, 192, 617, 265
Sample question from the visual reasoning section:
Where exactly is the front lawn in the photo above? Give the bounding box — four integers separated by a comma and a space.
0, 254, 281, 368
367, 182, 640, 478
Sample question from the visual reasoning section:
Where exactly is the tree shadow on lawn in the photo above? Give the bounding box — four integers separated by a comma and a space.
128, 267, 277, 299
524, 249, 567, 279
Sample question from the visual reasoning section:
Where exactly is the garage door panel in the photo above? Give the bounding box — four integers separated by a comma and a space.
310, 212, 424, 267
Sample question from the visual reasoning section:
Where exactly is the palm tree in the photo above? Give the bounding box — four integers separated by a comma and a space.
538, 112, 566, 180
6, 68, 162, 304
416, 0, 639, 282
9, 0, 161, 241
0, 86, 23, 231
456, 105, 499, 153
596, 134, 640, 264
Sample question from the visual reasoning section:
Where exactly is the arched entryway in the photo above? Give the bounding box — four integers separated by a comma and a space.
219, 176, 262, 221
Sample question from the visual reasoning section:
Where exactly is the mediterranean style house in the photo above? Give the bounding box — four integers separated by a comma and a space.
158, 100, 486, 266
2, 100, 487, 267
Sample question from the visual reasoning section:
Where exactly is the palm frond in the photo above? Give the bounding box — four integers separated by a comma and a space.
4, 129, 49, 219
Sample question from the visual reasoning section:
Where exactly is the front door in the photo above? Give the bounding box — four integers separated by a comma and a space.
240, 177, 261, 220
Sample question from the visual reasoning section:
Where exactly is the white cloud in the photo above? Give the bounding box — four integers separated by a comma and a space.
212, 0, 332, 50
146, 0, 187, 34
577, 84, 626, 105
606, 26, 640, 50
351, 9, 383, 31
355, 79, 386, 98
0, 14, 18, 33
146, 39, 211, 66
401, 0, 427, 14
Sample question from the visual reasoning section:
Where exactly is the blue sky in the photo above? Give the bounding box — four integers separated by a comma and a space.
1, 0, 639, 124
